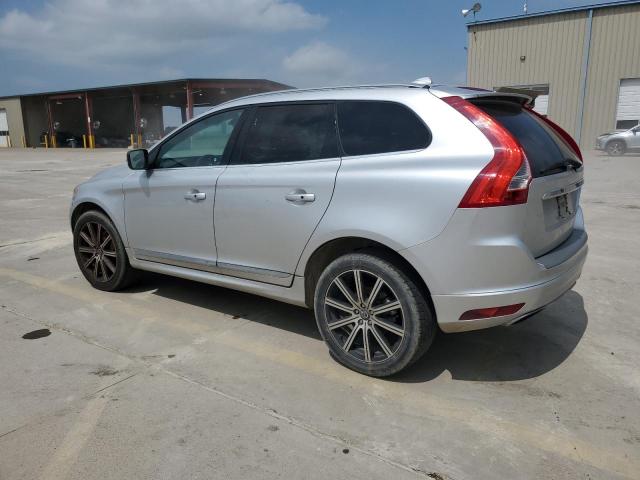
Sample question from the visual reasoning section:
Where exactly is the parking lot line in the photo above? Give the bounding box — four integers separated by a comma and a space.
0, 266, 638, 479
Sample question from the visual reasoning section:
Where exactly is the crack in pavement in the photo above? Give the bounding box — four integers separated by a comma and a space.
0, 235, 61, 249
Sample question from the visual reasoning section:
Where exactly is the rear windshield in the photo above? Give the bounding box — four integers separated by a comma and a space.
472, 100, 579, 177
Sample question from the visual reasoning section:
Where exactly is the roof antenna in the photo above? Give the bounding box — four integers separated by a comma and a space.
412, 77, 432, 88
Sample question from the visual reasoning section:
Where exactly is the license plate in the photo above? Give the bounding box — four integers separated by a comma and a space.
556, 194, 573, 219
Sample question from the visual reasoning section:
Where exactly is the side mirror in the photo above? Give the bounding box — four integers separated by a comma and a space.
127, 149, 149, 170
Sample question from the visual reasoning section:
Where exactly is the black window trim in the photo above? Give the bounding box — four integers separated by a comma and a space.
229, 100, 341, 167
147, 98, 432, 168
335, 99, 432, 158
148, 106, 249, 169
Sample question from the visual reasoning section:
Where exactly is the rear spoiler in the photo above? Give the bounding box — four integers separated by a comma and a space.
428, 86, 532, 107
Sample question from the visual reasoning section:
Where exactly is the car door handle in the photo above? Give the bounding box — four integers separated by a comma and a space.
285, 191, 315, 203
184, 191, 206, 201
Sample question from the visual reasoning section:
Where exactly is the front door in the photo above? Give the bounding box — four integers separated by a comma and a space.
628, 125, 640, 148
214, 103, 340, 286
123, 109, 245, 270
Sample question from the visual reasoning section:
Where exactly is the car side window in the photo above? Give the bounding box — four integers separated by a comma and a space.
236, 103, 338, 165
337, 101, 430, 156
155, 109, 244, 169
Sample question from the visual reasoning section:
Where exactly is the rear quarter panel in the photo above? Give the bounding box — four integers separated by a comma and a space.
295, 91, 494, 276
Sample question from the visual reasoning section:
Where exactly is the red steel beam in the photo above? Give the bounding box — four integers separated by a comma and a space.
48, 93, 84, 100
84, 92, 93, 141
45, 99, 54, 144
186, 80, 194, 120
132, 88, 141, 144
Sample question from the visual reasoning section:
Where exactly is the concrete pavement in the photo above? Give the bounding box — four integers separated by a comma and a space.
0, 148, 639, 479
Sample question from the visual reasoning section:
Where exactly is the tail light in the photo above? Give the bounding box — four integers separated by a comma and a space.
443, 96, 532, 208
459, 303, 525, 321
526, 106, 583, 162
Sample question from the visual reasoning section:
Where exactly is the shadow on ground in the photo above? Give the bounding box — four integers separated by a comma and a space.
121, 272, 321, 340
122, 274, 587, 383
396, 291, 587, 383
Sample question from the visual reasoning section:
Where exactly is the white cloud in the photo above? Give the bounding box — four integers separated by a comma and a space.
282, 41, 362, 86
0, 0, 326, 67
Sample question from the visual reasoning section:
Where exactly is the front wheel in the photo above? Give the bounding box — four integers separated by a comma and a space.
73, 210, 137, 291
314, 252, 436, 377
606, 140, 626, 156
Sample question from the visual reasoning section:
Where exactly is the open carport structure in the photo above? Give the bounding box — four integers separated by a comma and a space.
0, 78, 289, 149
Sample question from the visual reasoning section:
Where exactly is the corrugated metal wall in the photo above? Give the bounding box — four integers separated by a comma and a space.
581, 4, 640, 145
467, 3, 640, 147
0, 98, 26, 148
467, 12, 586, 139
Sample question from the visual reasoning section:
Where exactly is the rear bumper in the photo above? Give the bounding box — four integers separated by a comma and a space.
432, 242, 587, 332
399, 205, 588, 333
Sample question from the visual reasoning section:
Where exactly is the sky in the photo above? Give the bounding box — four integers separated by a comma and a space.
0, 0, 617, 96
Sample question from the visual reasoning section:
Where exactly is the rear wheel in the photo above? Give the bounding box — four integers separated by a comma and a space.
73, 210, 137, 291
606, 140, 626, 156
314, 252, 436, 377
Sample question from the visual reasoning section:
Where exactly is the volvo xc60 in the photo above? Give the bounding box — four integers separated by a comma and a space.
71, 84, 587, 376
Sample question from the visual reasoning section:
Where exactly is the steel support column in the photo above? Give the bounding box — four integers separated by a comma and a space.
132, 89, 141, 147
186, 81, 194, 120
576, 9, 593, 145
84, 92, 94, 148
45, 99, 54, 148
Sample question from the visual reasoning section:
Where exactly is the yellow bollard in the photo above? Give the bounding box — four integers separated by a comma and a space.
51, 136, 57, 148
90, 135, 95, 149
44, 135, 48, 149
130, 133, 135, 148
22, 135, 26, 148
82, 135, 87, 149
137, 134, 142, 148
7, 136, 12, 148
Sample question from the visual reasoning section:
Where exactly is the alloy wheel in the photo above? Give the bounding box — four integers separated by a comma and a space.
77, 222, 117, 282
324, 269, 405, 364
609, 143, 623, 155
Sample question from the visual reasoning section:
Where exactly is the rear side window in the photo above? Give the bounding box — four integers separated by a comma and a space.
337, 101, 430, 156
472, 100, 580, 177
238, 103, 338, 164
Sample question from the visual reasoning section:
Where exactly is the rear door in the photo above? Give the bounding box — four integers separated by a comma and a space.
214, 102, 340, 286
471, 98, 584, 257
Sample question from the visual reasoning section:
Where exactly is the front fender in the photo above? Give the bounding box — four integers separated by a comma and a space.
70, 184, 127, 245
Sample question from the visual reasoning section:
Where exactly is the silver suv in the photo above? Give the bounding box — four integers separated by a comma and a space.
596, 124, 640, 155
70, 84, 588, 377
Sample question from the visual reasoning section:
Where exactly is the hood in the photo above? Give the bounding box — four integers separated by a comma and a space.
599, 130, 626, 137
87, 163, 132, 182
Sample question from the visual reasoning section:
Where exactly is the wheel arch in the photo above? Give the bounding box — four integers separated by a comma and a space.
71, 201, 114, 230
302, 236, 435, 315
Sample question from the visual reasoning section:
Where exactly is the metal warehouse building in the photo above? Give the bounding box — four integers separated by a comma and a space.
467, 0, 640, 147
0, 78, 288, 149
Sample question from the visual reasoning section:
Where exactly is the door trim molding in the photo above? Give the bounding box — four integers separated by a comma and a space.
133, 249, 217, 272
131, 249, 292, 286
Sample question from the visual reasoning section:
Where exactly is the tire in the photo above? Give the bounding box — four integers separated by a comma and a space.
314, 252, 436, 377
606, 140, 626, 156
73, 210, 137, 291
